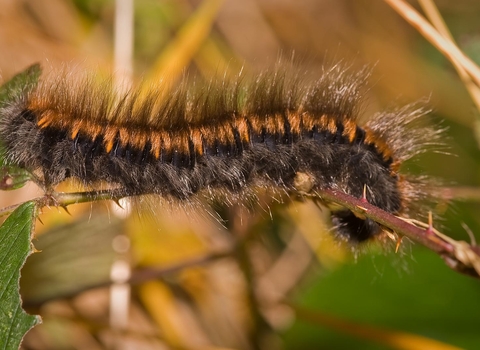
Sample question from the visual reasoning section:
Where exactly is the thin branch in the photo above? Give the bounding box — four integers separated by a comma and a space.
417, 0, 480, 112
439, 187, 480, 202
129, 249, 233, 284
24, 249, 234, 307
0, 188, 136, 219
383, 0, 480, 87
290, 304, 463, 350
315, 188, 480, 278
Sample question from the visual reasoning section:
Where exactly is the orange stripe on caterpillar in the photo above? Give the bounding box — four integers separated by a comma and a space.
341, 119, 357, 143
24, 96, 400, 172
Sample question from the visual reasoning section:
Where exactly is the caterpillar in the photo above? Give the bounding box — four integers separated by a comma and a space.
0, 64, 440, 242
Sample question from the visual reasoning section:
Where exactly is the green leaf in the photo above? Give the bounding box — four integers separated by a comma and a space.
283, 249, 480, 350
0, 201, 41, 349
0, 167, 32, 191
0, 64, 41, 108
21, 214, 121, 305
0, 64, 41, 188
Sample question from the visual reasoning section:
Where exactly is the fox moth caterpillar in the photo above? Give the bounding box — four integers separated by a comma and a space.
0, 64, 440, 242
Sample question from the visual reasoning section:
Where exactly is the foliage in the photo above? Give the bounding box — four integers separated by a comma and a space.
0, 202, 40, 349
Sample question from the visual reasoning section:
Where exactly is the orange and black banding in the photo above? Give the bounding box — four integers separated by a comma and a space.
26, 104, 396, 172
0, 66, 439, 242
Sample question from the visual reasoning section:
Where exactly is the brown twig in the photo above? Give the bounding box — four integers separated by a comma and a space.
315, 188, 480, 278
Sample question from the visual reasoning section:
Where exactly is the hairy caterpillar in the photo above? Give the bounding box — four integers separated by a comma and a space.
0, 64, 440, 242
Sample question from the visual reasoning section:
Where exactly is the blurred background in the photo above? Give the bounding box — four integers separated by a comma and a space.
0, 0, 479, 349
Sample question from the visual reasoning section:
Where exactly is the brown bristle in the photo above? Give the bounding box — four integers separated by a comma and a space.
342, 119, 357, 143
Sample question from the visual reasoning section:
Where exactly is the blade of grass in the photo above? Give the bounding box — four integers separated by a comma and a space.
417, 0, 480, 112
383, 0, 480, 87
142, 0, 224, 92
292, 304, 463, 350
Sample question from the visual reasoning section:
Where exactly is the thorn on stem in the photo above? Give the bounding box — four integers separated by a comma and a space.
425, 211, 435, 236
60, 205, 72, 216
395, 236, 404, 253
113, 199, 124, 209
361, 184, 368, 203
